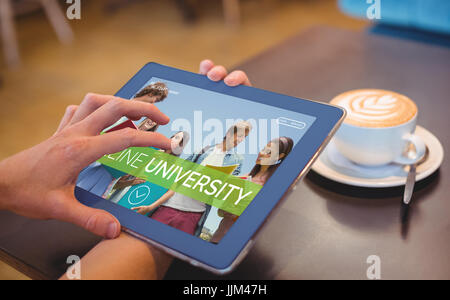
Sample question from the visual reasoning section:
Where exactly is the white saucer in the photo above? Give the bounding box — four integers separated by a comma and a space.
311, 126, 444, 188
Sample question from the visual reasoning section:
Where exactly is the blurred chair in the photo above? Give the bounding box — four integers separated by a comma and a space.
0, 0, 74, 68
338, 0, 450, 47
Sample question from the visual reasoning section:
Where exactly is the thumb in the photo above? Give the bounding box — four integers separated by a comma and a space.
62, 200, 121, 239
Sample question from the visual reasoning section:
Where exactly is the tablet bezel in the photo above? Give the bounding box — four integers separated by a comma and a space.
75, 62, 345, 273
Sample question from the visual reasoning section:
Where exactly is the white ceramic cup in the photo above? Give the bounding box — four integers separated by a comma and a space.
333, 112, 426, 166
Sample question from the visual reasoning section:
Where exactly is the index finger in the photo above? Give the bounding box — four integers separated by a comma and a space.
79, 98, 170, 135
70, 93, 116, 125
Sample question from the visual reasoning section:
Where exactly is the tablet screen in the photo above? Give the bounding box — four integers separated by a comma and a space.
76, 78, 316, 244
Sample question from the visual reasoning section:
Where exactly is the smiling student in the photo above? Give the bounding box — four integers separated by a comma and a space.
210, 136, 294, 243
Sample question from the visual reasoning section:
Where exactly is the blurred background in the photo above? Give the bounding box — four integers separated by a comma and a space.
0, 0, 367, 160
0, 0, 368, 279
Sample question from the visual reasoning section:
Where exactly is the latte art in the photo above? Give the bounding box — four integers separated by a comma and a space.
331, 89, 417, 128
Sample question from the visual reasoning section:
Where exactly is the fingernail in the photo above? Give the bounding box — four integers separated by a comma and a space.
208, 72, 219, 81
106, 222, 119, 239
200, 66, 208, 75
228, 73, 237, 80
225, 77, 237, 86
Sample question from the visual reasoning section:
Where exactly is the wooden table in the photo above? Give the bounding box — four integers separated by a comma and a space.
1, 26, 449, 280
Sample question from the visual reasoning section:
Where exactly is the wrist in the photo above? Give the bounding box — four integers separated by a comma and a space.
0, 160, 12, 211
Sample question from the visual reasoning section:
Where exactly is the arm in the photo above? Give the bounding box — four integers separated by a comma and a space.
132, 190, 175, 215
60, 233, 173, 280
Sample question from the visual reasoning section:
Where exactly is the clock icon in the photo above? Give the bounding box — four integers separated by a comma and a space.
128, 185, 151, 206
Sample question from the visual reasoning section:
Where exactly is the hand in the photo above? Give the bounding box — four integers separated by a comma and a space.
199, 59, 252, 86
132, 205, 154, 215
114, 175, 145, 190
0, 93, 171, 239
132, 178, 146, 186
114, 175, 132, 186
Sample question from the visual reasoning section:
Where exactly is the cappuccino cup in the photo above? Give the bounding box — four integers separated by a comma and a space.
330, 89, 425, 166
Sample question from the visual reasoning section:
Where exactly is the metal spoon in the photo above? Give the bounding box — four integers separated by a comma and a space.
401, 145, 429, 223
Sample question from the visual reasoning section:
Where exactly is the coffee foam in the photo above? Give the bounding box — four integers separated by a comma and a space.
330, 89, 417, 128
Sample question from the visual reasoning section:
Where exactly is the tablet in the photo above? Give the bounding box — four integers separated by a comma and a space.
75, 62, 345, 274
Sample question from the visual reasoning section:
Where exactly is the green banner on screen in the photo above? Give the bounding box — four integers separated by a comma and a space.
98, 147, 262, 216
